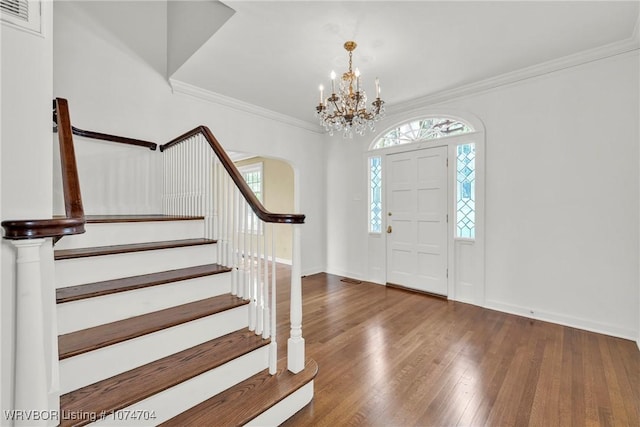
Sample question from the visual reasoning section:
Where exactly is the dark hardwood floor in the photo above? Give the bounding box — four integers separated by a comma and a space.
273, 268, 640, 427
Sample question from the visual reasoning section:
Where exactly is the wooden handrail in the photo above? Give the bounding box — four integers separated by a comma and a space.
53, 107, 157, 151
160, 126, 305, 224
2, 98, 86, 240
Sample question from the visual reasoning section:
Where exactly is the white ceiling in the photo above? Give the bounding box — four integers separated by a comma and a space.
172, 1, 639, 126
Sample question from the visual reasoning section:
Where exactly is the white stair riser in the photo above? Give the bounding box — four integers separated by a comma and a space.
55, 221, 205, 250
246, 381, 314, 427
58, 272, 232, 334
91, 346, 270, 426
56, 244, 218, 287
59, 305, 249, 394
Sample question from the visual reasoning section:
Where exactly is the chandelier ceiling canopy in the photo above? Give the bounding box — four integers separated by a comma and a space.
315, 41, 385, 138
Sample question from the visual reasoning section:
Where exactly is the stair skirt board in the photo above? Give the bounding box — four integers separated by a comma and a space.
55, 244, 218, 287
59, 305, 248, 394
58, 273, 232, 334
91, 347, 270, 426
54, 221, 205, 250
246, 381, 315, 427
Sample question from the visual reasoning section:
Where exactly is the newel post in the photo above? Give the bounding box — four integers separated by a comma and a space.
287, 224, 305, 373
12, 239, 51, 425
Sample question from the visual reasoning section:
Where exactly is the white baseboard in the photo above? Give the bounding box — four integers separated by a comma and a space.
485, 299, 636, 342
301, 266, 325, 278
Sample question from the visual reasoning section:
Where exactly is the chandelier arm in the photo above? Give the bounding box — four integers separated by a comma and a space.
331, 99, 343, 114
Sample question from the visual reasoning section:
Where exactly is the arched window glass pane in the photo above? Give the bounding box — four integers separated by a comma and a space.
372, 118, 473, 149
456, 143, 475, 238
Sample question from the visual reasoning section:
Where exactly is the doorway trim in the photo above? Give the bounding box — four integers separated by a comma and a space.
367, 111, 485, 306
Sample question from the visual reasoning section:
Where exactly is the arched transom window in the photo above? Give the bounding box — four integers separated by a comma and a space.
372, 117, 474, 150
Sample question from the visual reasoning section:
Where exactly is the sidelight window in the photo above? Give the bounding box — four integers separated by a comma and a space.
369, 156, 382, 233
456, 143, 475, 238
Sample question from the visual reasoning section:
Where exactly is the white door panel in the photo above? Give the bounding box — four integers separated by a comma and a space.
386, 146, 448, 295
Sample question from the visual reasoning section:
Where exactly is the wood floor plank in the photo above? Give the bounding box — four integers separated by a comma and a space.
273, 269, 640, 427
54, 238, 216, 260
56, 263, 231, 303
59, 329, 268, 427
58, 294, 247, 359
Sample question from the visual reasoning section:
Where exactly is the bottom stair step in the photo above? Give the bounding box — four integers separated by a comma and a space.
59, 329, 269, 427
161, 359, 319, 427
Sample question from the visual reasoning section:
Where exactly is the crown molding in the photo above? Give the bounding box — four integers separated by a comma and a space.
170, 79, 323, 134
388, 36, 640, 116
171, 34, 638, 133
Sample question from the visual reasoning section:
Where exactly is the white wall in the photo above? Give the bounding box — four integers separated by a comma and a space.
53, 1, 327, 275
326, 50, 640, 341
1, 1, 57, 422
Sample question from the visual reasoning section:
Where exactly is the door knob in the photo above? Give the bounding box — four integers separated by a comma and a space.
387, 225, 392, 233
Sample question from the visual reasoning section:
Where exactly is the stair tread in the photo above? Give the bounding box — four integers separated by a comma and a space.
57, 263, 231, 304
54, 238, 216, 260
160, 359, 318, 427
59, 294, 248, 359
59, 329, 269, 427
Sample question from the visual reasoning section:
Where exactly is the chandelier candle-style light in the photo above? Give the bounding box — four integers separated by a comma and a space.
316, 41, 385, 137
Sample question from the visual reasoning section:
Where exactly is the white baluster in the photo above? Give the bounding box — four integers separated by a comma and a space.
194, 139, 199, 216
269, 224, 277, 374
172, 147, 176, 215
185, 140, 190, 215
206, 154, 214, 240
176, 141, 186, 215
227, 173, 233, 268
238, 198, 244, 299
225, 173, 231, 267
218, 164, 225, 266
212, 159, 219, 246
243, 201, 250, 301
12, 239, 52, 426
248, 209, 256, 331
168, 148, 173, 215
189, 139, 195, 216
186, 141, 190, 216
255, 219, 263, 335
234, 188, 242, 298
198, 138, 204, 215
288, 224, 305, 373
177, 142, 183, 215
262, 221, 270, 340
230, 184, 237, 296
162, 148, 166, 214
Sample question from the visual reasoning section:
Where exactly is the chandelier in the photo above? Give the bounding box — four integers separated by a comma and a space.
315, 41, 385, 137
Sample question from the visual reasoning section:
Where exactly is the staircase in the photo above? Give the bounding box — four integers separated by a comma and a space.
2, 99, 314, 426
53, 215, 316, 426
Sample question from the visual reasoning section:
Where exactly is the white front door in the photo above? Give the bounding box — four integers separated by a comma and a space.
386, 146, 448, 295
